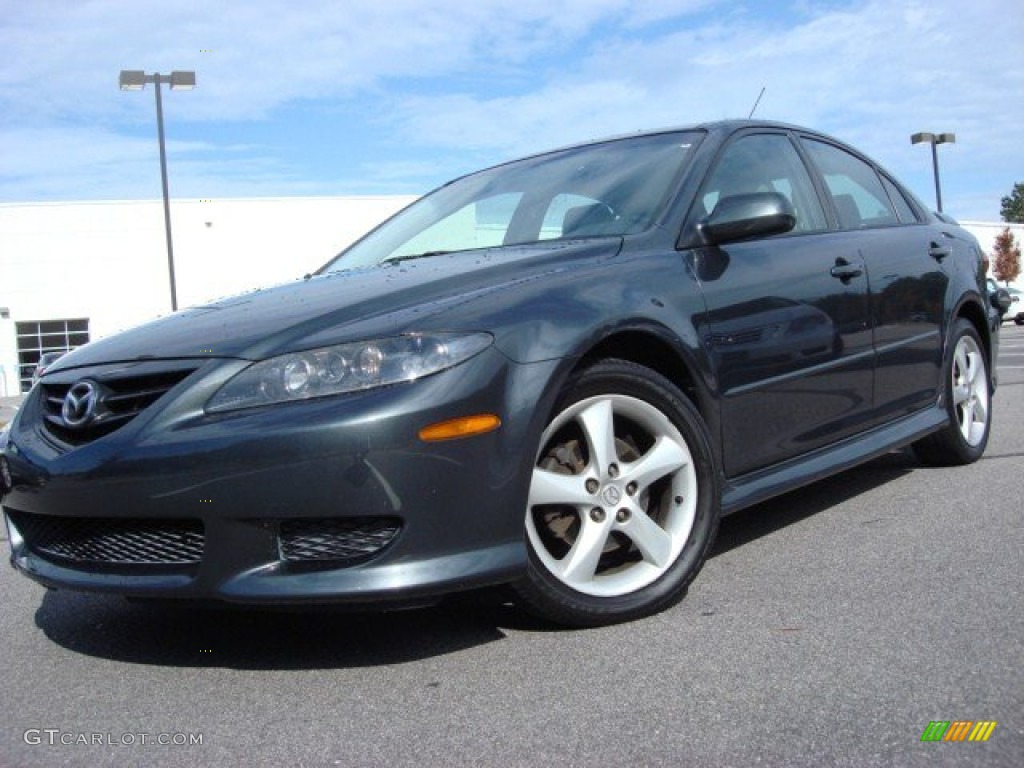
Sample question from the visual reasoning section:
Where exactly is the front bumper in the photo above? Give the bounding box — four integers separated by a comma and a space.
3, 350, 557, 604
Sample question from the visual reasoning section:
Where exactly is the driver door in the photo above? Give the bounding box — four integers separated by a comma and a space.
688, 131, 875, 477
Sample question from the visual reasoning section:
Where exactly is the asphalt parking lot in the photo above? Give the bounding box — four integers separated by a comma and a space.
1, 325, 1022, 767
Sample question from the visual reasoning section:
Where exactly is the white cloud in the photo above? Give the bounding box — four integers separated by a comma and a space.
1, 0, 1021, 217
0, 124, 314, 201
0, 0, 712, 123
379, 0, 1024, 217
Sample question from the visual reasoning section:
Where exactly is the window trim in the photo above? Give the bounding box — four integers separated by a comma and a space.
879, 172, 925, 225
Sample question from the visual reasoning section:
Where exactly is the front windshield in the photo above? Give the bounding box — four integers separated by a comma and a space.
320, 131, 702, 273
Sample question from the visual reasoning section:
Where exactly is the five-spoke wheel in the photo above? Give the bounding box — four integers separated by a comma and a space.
515, 359, 718, 626
950, 332, 989, 447
915, 319, 992, 466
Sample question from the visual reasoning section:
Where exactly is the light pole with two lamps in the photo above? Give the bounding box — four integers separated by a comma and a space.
119, 69, 196, 311
910, 131, 955, 214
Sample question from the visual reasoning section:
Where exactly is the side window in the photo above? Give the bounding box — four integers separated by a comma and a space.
880, 175, 920, 224
699, 134, 827, 234
802, 140, 898, 229
539, 193, 615, 240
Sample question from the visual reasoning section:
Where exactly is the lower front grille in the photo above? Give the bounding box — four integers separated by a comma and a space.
279, 517, 401, 565
7, 510, 204, 567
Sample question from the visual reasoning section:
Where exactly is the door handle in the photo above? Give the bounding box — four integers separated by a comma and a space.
830, 258, 863, 283
929, 242, 951, 261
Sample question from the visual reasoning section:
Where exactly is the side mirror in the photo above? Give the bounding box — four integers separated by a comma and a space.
698, 192, 797, 245
990, 287, 1012, 315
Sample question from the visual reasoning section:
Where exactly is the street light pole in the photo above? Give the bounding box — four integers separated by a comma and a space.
910, 131, 956, 213
119, 70, 196, 312
152, 76, 178, 311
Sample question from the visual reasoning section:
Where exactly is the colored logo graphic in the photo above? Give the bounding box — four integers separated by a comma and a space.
920, 721, 997, 742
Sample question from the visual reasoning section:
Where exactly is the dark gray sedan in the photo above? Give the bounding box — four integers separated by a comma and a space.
1, 120, 1001, 626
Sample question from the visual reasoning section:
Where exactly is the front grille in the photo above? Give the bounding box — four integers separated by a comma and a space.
279, 517, 402, 565
40, 367, 196, 447
8, 510, 204, 567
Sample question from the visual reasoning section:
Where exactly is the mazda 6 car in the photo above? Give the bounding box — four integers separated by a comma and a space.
1, 120, 1003, 626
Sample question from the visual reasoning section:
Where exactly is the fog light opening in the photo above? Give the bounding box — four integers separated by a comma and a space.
419, 414, 502, 442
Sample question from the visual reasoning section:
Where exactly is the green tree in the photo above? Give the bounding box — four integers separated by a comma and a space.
992, 227, 1021, 285
1000, 182, 1024, 223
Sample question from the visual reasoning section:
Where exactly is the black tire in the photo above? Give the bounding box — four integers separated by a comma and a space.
914, 319, 992, 466
513, 359, 719, 627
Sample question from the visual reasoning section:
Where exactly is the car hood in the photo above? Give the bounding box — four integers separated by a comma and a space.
48, 240, 617, 371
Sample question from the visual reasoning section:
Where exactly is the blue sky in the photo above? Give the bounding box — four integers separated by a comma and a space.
1, 0, 1021, 220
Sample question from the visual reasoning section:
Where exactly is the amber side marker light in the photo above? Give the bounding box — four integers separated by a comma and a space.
419, 414, 502, 442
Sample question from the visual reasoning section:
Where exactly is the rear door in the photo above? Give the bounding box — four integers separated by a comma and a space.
799, 137, 948, 422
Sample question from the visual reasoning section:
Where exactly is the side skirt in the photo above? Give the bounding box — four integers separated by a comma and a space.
720, 404, 948, 516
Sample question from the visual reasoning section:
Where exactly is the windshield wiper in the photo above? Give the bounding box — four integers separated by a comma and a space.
380, 250, 452, 266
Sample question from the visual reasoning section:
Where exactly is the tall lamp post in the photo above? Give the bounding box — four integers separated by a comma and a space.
910, 131, 955, 213
119, 70, 196, 311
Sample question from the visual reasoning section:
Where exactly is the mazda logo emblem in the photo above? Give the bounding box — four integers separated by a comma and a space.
62, 381, 99, 428
601, 485, 622, 506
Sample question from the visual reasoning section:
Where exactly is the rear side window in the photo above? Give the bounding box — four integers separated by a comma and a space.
802, 139, 898, 229
539, 193, 615, 240
880, 174, 920, 223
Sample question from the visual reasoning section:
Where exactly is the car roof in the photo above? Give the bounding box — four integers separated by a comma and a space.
531, 119, 835, 154
449, 119, 857, 185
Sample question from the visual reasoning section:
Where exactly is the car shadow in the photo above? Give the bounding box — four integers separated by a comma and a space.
34, 588, 520, 670
32, 450, 920, 668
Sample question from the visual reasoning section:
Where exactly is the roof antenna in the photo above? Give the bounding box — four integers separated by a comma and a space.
748, 86, 766, 118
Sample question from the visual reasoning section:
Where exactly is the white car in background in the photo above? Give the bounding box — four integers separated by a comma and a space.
988, 279, 1023, 325
1005, 287, 1024, 325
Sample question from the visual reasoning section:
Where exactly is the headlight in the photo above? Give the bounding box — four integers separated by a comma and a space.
206, 333, 493, 413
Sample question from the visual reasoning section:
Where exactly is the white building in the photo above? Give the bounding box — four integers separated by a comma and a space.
0, 196, 415, 395
1, 198, 1020, 396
